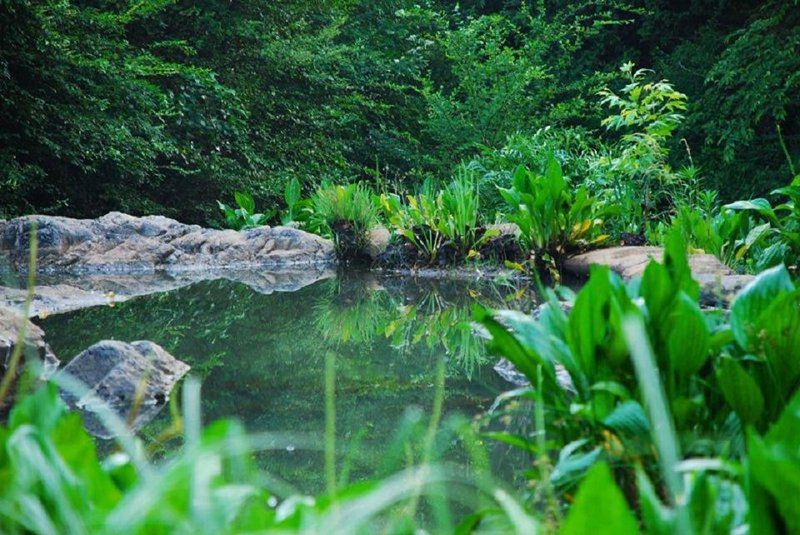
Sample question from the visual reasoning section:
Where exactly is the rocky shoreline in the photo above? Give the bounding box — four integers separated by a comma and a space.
0, 211, 753, 435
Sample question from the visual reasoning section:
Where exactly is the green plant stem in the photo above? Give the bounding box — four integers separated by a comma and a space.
325, 349, 337, 501
622, 313, 692, 533
0, 225, 37, 406
777, 123, 797, 177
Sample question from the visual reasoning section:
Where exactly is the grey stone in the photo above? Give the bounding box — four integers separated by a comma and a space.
0, 306, 59, 414
0, 267, 335, 318
0, 212, 334, 274
59, 340, 190, 439
365, 226, 391, 260
563, 246, 753, 305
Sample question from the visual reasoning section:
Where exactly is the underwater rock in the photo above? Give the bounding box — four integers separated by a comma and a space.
0, 212, 334, 274
59, 340, 190, 439
0, 306, 59, 415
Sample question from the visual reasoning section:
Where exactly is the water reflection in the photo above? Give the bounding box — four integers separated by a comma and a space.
39, 271, 537, 493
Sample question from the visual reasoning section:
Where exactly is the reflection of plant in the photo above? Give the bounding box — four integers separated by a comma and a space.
384, 291, 489, 378
313, 285, 394, 346
217, 191, 274, 230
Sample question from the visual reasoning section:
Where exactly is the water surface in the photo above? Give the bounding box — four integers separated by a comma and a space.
39, 271, 537, 493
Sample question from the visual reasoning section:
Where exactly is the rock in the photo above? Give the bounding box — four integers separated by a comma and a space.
0, 212, 334, 274
563, 246, 753, 304
486, 222, 521, 238
0, 307, 59, 415
365, 226, 391, 260
0, 267, 335, 318
58, 340, 190, 439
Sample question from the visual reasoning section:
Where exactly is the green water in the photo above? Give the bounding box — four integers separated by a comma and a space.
38, 271, 536, 494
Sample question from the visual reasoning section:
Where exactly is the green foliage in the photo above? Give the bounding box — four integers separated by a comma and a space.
380, 169, 495, 264
217, 192, 273, 230
306, 182, 380, 257
0, 381, 546, 533
724, 175, 800, 270
477, 233, 800, 493
498, 154, 607, 263
561, 462, 639, 534
596, 64, 697, 234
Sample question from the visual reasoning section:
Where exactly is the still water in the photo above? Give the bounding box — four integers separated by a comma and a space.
38, 271, 537, 494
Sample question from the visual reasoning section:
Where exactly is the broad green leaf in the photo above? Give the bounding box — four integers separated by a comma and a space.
561, 462, 639, 535
234, 191, 255, 213
724, 198, 779, 225
665, 292, 710, 378
716, 358, 764, 425
730, 265, 794, 349
748, 388, 800, 533
602, 400, 650, 438
550, 440, 602, 487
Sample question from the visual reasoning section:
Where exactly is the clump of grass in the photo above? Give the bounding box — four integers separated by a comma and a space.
308, 182, 381, 261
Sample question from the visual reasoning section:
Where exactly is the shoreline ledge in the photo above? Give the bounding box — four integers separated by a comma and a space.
564, 246, 754, 305
0, 212, 335, 274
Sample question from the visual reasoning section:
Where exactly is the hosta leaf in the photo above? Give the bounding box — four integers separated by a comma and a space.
665, 292, 710, 378
602, 400, 650, 438
716, 358, 764, 425
562, 462, 639, 535
730, 265, 794, 350
724, 198, 779, 225
748, 388, 800, 534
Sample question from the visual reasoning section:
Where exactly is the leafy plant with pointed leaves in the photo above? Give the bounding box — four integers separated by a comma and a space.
497, 154, 608, 266
217, 191, 274, 230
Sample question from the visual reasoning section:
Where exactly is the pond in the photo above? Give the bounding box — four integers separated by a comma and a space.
36, 271, 539, 495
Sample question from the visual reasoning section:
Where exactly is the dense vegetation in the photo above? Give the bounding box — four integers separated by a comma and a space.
3, 0, 800, 532
3, 248, 800, 531
1, 0, 798, 224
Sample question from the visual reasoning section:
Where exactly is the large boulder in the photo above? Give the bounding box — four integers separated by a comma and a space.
0, 212, 334, 274
59, 340, 190, 439
564, 246, 754, 305
0, 307, 59, 415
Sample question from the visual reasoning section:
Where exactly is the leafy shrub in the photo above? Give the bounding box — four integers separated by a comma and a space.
477, 231, 800, 504
217, 192, 274, 230
380, 168, 496, 264
724, 175, 800, 271
498, 154, 608, 265
467, 128, 606, 221
306, 182, 380, 259
594, 64, 699, 237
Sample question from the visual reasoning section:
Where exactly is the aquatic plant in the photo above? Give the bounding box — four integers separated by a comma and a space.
380, 169, 497, 264
498, 154, 607, 265
477, 230, 800, 529
217, 192, 274, 230
307, 182, 381, 260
